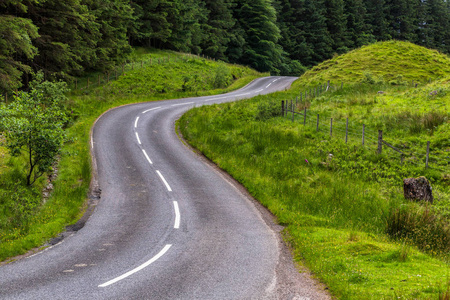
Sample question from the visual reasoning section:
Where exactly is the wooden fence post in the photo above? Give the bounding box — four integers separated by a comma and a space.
362, 124, 365, 146
98, 74, 100, 86
378, 130, 383, 154
292, 100, 295, 122
426, 141, 430, 168
281, 100, 285, 117
345, 118, 349, 143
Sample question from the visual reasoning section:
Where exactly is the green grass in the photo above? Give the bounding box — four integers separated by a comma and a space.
178, 41, 450, 298
0, 49, 262, 262
295, 40, 450, 87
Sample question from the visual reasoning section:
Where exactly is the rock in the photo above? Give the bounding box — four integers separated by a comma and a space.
377, 91, 385, 94
403, 176, 433, 204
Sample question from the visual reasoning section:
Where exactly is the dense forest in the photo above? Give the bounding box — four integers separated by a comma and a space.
1, 0, 450, 93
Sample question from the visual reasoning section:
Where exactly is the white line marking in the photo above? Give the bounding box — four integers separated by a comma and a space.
98, 244, 172, 288
134, 117, 140, 128
135, 132, 141, 145
255, 89, 264, 93
204, 96, 228, 102
156, 170, 172, 192
266, 83, 272, 88
173, 201, 180, 229
142, 149, 153, 165
91, 137, 94, 149
171, 102, 194, 107
142, 107, 161, 114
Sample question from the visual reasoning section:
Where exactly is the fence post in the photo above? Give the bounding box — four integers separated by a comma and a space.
98, 74, 100, 86
327, 80, 330, 91
87, 78, 90, 89
362, 124, 365, 145
292, 100, 295, 122
377, 130, 383, 154
330, 118, 333, 137
281, 100, 285, 117
316, 114, 319, 132
345, 118, 349, 143
426, 141, 430, 168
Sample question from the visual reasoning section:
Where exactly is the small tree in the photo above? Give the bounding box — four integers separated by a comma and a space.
0, 73, 68, 186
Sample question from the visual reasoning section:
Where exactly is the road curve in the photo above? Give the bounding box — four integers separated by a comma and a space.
0, 76, 330, 299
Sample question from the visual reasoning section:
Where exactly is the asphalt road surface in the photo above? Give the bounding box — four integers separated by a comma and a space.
0, 77, 330, 299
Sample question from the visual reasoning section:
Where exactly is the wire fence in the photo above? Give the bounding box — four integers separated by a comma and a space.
281, 82, 449, 173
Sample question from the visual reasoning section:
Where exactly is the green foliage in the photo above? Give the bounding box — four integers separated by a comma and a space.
97, 55, 258, 97
0, 15, 39, 93
387, 204, 450, 254
0, 72, 68, 185
213, 64, 232, 88
255, 99, 282, 121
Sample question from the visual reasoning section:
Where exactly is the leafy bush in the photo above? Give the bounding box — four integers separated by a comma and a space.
213, 64, 232, 88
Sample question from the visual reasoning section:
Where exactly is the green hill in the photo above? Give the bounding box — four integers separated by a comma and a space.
293, 40, 450, 87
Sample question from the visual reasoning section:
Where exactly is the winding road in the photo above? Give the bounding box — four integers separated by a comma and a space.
0, 77, 330, 299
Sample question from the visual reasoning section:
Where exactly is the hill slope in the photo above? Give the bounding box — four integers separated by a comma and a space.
293, 40, 450, 87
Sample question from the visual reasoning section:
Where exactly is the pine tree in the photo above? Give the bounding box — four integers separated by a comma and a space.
0, 14, 39, 93
199, 0, 235, 60
324, 0, 349, 54
363, 0, 391, 41
230, 0, 284, 73
343, 0, 373, 48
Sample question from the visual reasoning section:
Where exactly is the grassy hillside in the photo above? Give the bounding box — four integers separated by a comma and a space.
0, 49, 262, 262
179, 41, 450, 299
295, 40, 450, 87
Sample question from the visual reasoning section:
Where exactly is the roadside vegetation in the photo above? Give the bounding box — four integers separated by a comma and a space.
179, 41, 450, 299
0, 48, 262, 262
